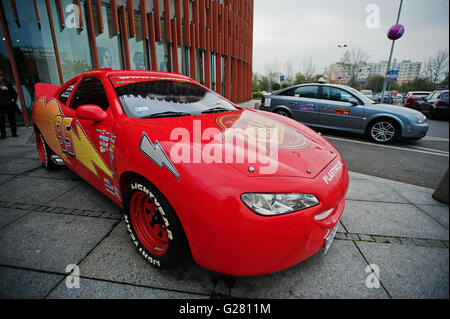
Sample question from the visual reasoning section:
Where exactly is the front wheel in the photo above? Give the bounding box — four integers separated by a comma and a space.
368, 119, 399, 144
123, 178, 189, 270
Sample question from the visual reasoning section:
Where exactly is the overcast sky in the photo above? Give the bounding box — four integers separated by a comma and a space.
252, 0, 450, 75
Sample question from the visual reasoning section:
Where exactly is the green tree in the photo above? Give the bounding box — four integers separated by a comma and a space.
271, 82, 281, 91
293, 72, 307, 85
258, 76, 270, 92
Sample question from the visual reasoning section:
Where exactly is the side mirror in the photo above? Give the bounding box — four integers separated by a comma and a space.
348, 97, 359, 106
76, 105, 107, 122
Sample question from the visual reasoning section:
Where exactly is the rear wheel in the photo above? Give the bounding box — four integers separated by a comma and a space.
123, 178, 189, 270
368, 119, 399, 144
36, 132, 56, 170
274, 109, 290, 117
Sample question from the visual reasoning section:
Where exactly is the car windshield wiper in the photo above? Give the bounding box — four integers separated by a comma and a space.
201, 107, 234, 114
143, 111, 192, 119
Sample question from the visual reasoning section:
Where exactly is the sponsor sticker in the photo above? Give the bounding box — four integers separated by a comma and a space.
299, 103, 315, 111
334, 108, 351, 115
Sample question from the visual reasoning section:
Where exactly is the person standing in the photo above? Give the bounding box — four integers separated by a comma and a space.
0, 70, 18, 139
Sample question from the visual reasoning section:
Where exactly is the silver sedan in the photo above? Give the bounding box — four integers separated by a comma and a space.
259, 83, 429, 144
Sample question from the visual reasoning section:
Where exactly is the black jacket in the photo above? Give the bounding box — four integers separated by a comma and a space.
0, 81, 18, 110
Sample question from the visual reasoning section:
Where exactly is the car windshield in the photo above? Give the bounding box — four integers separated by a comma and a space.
112, 78, 237, 118
411, 93, 429, 98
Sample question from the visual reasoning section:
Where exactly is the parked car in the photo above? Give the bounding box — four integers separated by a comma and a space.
32, 69, 349, 276
404, 91, 432, 109
417, 90, 449, 119
259, 83, 429, 144
360, 90, 373, 99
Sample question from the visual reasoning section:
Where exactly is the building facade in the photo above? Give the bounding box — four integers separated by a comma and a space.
0, 0, 254, 124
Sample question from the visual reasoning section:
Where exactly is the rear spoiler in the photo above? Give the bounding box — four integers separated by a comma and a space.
35, 83, 60, 99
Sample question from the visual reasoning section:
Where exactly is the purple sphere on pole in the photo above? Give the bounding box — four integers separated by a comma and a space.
337, 74, 343, 80
387, 24, 405, 40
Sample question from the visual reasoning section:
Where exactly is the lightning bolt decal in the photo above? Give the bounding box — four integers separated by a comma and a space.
139, 132, 180, 180
71, 121, 113, 179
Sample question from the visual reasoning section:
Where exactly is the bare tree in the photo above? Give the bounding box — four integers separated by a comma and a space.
340, 47, 369, 86
301, 57, 316, 82
423, 50, 449, 87
284, 58, 294, 84
264, 58, 280, 85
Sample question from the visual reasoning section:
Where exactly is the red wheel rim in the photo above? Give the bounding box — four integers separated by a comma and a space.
36, 134, 47, 165
129, 191, 169, 256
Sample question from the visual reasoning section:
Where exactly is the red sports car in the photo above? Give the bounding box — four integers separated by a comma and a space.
32, 69, 349, 276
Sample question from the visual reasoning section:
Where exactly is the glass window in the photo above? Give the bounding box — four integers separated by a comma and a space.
156, 42, 170, 72
50, 0, 93, 82
126, 8, 149, 70
0, 27, 13, 82
112, 79, 237, 118
1, 0, 60, 99
58, 82, 76, 104
322, 86, 354, 102
295, 86, 319, 99
211, 52, 216, 91
178, 44, 189, 76
197, 49, 204, 84
93, 2, 123, 69
440, 92, 448, 100
71, 77, 109, 111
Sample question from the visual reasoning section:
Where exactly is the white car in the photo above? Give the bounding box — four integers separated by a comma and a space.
360, 90, 373, 99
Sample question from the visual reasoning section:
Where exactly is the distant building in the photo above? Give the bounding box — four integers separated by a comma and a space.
326, 59, 422, 85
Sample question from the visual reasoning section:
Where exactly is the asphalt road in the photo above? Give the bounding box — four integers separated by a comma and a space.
317, 119, 449, 189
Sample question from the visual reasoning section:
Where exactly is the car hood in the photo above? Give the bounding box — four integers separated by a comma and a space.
131, 109, 338, 179
371, 103, 422, 116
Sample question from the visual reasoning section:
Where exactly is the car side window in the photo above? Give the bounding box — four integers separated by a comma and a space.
440, 92, 448, 100
71, 77, 109, 111
278, 87, 297, 97
294, 86, 319, 99
58, 82, 76, 104
322, 87, 354, 103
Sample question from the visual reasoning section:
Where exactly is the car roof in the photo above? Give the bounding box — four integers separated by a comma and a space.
80, 68, 193, 82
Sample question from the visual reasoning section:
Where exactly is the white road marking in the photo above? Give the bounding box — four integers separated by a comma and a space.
324, 135, 449, 157
422, 136, 449, 142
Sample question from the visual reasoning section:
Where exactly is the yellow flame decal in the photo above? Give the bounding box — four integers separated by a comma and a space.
70, 121, 113, 179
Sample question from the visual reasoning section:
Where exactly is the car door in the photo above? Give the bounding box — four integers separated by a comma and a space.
68, 77, 117, 200
318, 86, 365, 131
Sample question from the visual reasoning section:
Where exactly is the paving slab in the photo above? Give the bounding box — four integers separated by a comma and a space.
0, 266, 63, 299
24, 167, 81, 181
0, 174, 14, 185
0, 157, 41, 175
46, 181, 119, 213
345, 178, 409, 203
47, 277, 209, 299
230, 240, 389, 299
341, 200, 449, 240
0, 212, 118, 273
0, 176, 81, 205
79, 222, 215, 296
416, 205, 449, 229
0, 145, 39, 159
355, 241, 449, 298
0, 207, 29, 229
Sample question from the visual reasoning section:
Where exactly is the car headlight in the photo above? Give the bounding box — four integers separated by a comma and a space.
415, 112, 426, 124
241, 193, 319, 216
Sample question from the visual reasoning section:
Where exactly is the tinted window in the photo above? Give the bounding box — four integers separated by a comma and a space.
113, 80, 237, 118
322, 87, 354, 103
71, 78, 109, 111
59, 83, 76, 104
440, 92, 449, 100
278, 87, 297, 97
294, 86, 319, 99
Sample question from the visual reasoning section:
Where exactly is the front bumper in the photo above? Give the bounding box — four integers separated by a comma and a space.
402, 122, 429, 139
180, 157, 349, 276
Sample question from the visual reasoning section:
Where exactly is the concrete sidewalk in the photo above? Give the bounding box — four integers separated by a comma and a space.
0, 125, 448, 299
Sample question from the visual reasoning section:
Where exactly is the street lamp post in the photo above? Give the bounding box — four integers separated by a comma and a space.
380, 0, 404, 104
